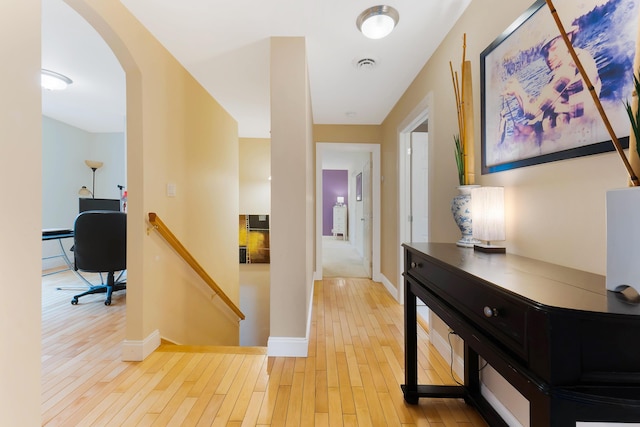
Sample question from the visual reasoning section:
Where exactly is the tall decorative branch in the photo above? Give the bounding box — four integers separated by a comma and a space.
545, 0, 639, 186
450, 34, 475, 186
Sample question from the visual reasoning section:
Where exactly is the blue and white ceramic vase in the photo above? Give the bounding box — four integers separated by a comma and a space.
451, 185, 481, 248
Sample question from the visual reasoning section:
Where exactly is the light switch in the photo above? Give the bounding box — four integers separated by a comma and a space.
167, 183, 176, 197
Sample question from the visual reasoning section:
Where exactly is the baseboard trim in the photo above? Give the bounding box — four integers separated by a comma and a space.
267, 280, 314, 357
267, 337, 309, 357
121, 329, 161, 361
379, 273, 400, 303
480, 383, 523, 427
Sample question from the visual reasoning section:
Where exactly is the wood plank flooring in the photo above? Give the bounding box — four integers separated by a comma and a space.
42, 271, 486, 426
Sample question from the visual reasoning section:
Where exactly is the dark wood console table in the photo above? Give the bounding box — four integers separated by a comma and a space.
402, 243, 640, 426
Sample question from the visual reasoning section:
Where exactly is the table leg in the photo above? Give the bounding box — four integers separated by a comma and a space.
403, 279, 419, 404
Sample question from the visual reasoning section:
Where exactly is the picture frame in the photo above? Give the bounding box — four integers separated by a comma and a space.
356, 173, 362, 201
239, 214, 270, 264
480, 0, 638, 174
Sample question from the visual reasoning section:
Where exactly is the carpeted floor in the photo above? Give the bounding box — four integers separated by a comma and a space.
322, 236, 369, 278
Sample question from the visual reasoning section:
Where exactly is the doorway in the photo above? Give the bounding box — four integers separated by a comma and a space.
315, 143, 381, 282
399, 94, 432, 316
41, 0, 128, 361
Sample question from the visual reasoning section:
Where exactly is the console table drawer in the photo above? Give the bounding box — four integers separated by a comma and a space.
407, 250, 528, 361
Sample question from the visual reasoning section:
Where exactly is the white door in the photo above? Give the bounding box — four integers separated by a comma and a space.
354, 187, 364, 254
411, 132, 429, 242
362, 156, 372, 278
401, 124, 429, 317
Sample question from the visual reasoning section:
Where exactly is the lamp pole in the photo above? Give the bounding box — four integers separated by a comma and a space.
90, 167, 97, 198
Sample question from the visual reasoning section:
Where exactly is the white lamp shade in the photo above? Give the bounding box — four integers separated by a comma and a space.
361, 14, 395, 39
337, 196, 345, 204
78, 186, 93, 198
471, 187, 505, 242
85, 160, 104, 170
356, 5, 399, 40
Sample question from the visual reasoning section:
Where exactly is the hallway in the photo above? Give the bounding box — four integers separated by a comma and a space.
322, 236, 368, 278
41, 270, 485, 426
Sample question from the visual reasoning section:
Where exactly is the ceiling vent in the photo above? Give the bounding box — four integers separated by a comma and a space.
356, 58, 377, 71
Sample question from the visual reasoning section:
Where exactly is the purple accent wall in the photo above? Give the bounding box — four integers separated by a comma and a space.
322, 169, 348, 236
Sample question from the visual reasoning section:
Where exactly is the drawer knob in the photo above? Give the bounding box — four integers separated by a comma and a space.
483, 306, 499, 318
410, 261, 422, 268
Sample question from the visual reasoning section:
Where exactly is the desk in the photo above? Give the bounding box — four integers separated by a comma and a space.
42, 228, 93, 287
402, 243, 640, 426
42, 228, 74, 276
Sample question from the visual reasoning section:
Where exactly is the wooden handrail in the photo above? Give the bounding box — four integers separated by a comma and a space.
148, 212, 245, 320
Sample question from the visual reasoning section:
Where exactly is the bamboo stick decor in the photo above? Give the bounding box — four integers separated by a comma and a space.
545, 0, 639, 186
462, 60, 475, 185
450, 34, 475, 185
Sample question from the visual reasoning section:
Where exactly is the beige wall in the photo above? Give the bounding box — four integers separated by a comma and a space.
270, 37, 315, 346
314, 124, 382, 144
0, 0, 42, 423
67, 0, 240, 346
382, 0, 629, 289
239, 138, 271, 346
239, 138, 271, 213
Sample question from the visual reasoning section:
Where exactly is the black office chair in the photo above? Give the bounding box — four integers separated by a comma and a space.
71, 210, 127, 306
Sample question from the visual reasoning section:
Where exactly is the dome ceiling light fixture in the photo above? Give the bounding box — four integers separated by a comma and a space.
41, 69, 73, 91
356, 5, 399, 40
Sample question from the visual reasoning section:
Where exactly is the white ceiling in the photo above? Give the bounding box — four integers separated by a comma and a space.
41, 0, 471, 138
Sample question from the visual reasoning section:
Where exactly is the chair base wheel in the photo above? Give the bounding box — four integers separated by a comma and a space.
71, 298, 78, 305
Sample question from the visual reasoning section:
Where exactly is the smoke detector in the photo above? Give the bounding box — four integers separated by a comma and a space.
355, 58, 377, 71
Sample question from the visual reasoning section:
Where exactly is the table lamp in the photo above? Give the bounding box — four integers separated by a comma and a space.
471, 186, 506, 253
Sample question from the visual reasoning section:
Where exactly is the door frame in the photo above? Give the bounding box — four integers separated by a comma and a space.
315, 142, 381, 282
398, 93, 433, 305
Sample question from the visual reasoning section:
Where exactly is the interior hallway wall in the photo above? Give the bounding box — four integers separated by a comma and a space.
269, 37, 315, 356
239, 137, 271, 346
0, 0, 42, 423
67, 0, 241, 350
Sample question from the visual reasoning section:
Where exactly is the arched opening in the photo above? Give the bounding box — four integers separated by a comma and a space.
45, 0, 144, 353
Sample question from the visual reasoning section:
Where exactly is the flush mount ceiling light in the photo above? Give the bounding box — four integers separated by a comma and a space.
41, 69, 73, 91
356, 5, 399, 39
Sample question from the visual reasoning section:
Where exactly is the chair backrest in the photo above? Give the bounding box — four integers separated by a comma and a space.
74, 210, 126, 273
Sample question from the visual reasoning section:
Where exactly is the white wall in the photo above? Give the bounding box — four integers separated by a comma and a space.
41, 116, 125, 270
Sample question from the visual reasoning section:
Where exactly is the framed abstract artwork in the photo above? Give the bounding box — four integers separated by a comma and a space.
480, 0, 638, 174
239, 214, 270, 264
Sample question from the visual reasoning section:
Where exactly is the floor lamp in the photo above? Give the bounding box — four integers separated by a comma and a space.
78, 160, 103, 198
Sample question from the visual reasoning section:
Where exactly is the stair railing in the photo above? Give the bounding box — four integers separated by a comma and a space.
147, 212, 245, 320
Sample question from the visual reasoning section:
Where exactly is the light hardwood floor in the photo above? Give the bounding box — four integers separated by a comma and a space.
42, 270, 487, 426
